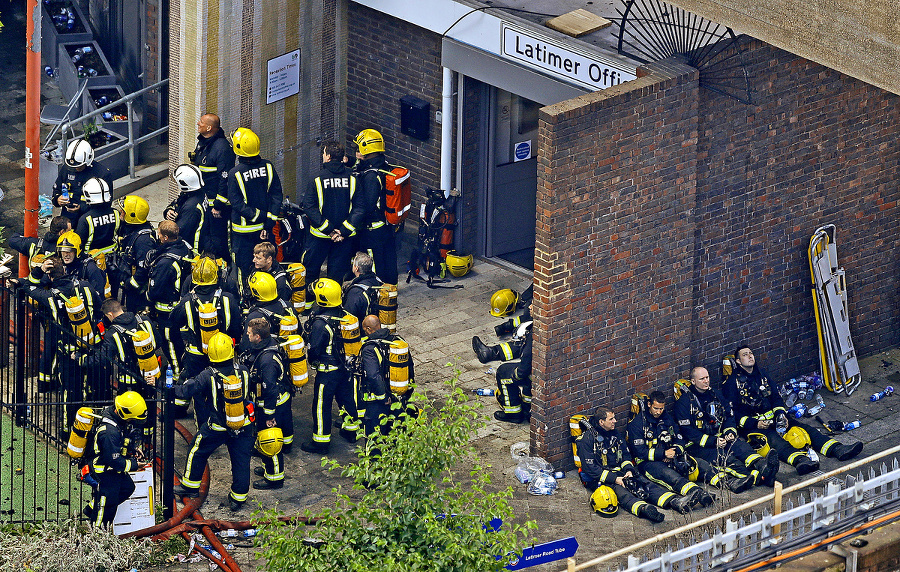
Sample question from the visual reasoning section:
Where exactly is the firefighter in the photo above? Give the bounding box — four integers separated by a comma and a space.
34, 231, 107, 298
301, 140, 361, 295
343, 251, 383, 324
189, 113, 235, 259
251, 242, 291, 303
300, 278, 360, 454
169, 255, 241, 422
471, 309, 533, 424
352, 128, 398, 286
9, 215, 71, 272
723, 345, 863, 474
627, 391, 753, 500
358, 314, 415, 441
675, 366, 780, 487
146, 221, 190, 382
238, 271, 296, 352
164, 164, 207, 254
171, 332, 253, 512
84, 391, 148, 526
75, 177, 119, 258
51, 138, 113, 227
575, 406, 697, 521
217, 128, 283, 284
241, 318, 291, 489
110, 195, 156, 311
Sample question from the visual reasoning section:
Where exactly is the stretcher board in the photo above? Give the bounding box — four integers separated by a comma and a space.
112, 465, 155, 535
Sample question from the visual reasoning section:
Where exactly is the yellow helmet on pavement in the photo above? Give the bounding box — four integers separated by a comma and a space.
445, 251, 473, 277
590, 485, 618, 517
785, 426, 812, 449
490, 289, 518, 317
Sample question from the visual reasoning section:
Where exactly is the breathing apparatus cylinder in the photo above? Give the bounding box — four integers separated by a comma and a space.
388, 339, 411, 395
198, 302, 219, 352
131, 329, 160, 380
67, 407, 96, 459
377, 284, 398, 332
66, 295, 99, 346
279, 313, 299, 337
283, 335, 309, 388
340, 314, 362, 357
222, 374, 246, 430
287, 263, 306, 312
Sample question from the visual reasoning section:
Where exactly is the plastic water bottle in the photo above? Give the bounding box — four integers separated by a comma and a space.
82, 45, 93, 55
242, 528, 257, 538
44, 65, 53, 77
844, 420, 861, 431
474, 388, 495, 396
871, 386, 894, 402
219, 529, 238, 538
807, 394, 826, 416
61, 184, 69, 202
808, 449, 820, 463
87, 68, 98, 77
102, 112, 113, 120
71, 49, 83, 64
789, 403, 807, 419
553, 471, 566, 479
785, 392, 798, 408
164, 366, 174, 388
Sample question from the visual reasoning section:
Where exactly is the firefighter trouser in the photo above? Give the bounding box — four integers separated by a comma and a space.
302, 235, 354, 287
181, 424, 253, 503
153, 312, 185, 381
580, 475, 677, 516
495, 362, 532, 415
181, 352, 212, 426
363, 398, 392, 438
359, 225, 398, 285
206, 215, 230, 260
310, 368, 358, 444
257, 395, 294, 483
60, 353, 86, 429
744, 423, 836, 465
639, 460, 701, 497
687, 440, 762, 482
90, 470, 135, 526
232, 232, 262, 286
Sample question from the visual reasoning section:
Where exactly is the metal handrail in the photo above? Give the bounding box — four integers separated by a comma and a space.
46, 77, 170, 179
561, 442, 900, 572
41, 79, 89, 146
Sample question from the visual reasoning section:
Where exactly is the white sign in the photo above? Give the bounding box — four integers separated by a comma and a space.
501, 24, 636, 91
266, 49, 301, 104
514, 140, 531, 162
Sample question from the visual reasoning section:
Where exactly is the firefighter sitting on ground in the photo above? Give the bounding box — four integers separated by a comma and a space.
84, 391, 148, 526
627, 391, 753, 503
723, 344, 863, 476
575, 406, 698, 522
674, 366, 779, 487
169, 332, 253, 512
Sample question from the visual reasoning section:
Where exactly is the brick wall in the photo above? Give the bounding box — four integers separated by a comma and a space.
346, 4, 446, 211
535, 41, 900, 466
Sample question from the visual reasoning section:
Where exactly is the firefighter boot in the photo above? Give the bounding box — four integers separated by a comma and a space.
725, 475, 754, 494
754, 450, 780, 486
494, 410, 526, 424
253, 478, 284, 490
669, 490, 699, 514
639, 504, 665, 523
794, 455, 819, 476
695, 489, 715, 508
472, 336, 503, 364
827, 442, 863, 461
173, 484, 200, 499
494, 320, 516, 338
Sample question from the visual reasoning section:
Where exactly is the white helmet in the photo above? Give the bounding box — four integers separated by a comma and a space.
173, 164, 205, 193
82, 177, 112, 205
64, 139, 94, 168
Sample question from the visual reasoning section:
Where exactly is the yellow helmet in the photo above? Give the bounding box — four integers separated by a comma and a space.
489, 289, 518, 317
231, 127, 260, 157
747, 433, 771, 457
114, 391, 148, 423
57, 230, 83, 256
206, 332, 234, 363
255, 427, 284, 457
590, 485, 618, 517
122, 195, 150, 224
248, 271, 278, 302
785, 426, 812, 449
445, 251, 473, 278
192, 256, 219, 286
354, 128, 385, 155
311, 278, 342, 308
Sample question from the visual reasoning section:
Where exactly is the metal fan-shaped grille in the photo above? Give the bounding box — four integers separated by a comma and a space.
616, 0, 753, 104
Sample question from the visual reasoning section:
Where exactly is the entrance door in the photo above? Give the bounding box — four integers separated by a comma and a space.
486, 88, 539, 270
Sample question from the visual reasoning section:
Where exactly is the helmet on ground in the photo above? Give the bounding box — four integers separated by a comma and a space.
248, 271, 278, 302
206, 332, 234, 363
82, 177, 112, 205
590, 485, 618, 517
192, 256, 219, 286
785, 426, 812, 450
122, 195, 150, 224
311, 278, 341, 308
445, 251, 473, 277
231, 127, 260, 157
173, 164, 204, 192
57, 230, 83, 256
115, 391, 148, 423
354, 129, 384, 155
255, 427, 284, 457
65, 138, 94, 168
747, 433, 771, 457
490, 289, 518, 317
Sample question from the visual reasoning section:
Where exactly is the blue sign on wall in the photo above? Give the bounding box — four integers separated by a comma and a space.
514, 140, 532, 162
506, 536, 578, 570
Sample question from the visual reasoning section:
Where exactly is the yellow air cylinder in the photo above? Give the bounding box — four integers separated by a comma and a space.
283, 335, 309, 388
377, 284, 398, 332
388, 339, 411, 395
222, 374, 245, 430
67, 407, 95, 459
287, 263, 306, 312
198, 301, 219, 352
66, 295, 99, 346
340, 314, 361, 357
132, 329, 160, 380
279, 313, 299, 337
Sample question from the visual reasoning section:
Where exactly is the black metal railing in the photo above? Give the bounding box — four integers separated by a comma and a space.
0, 280, 173, 525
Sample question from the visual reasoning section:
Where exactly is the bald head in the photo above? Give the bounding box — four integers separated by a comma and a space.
197, 114, 221, 138
361, 315, 381, 335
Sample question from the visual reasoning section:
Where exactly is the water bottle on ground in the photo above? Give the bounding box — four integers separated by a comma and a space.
871, 386, 894, 402
473, 388, 494, 396
807, 393, 826, 416
785, 392, 798, 408
844, 420, 861, 431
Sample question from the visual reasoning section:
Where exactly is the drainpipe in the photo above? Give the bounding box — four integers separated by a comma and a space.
23, 0, 41, 277
440, 67, 453, 193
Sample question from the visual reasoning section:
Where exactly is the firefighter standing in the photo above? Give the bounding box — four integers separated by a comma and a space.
301, 141, 361, 294
52, 138, 113, 227
353, 128, 398, 286
217, 128, 283, 284
242, 318, 291, 489
42, 231, 107, 298
171, 333, 253, 512
164, 164, 207, 254
85, 391, 148, 526
189, 113, 235, 259
75, 177, 119, 257
300, 278, 360, 454
343, 251, 383, 324
238, 272, 296, 352
251, 242, 292, 303
146, 221, 190, 381
110, 195, 156, 311
358, 315, 415, 440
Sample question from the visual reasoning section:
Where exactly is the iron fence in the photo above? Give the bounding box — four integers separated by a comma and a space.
0, 279, 173, 525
